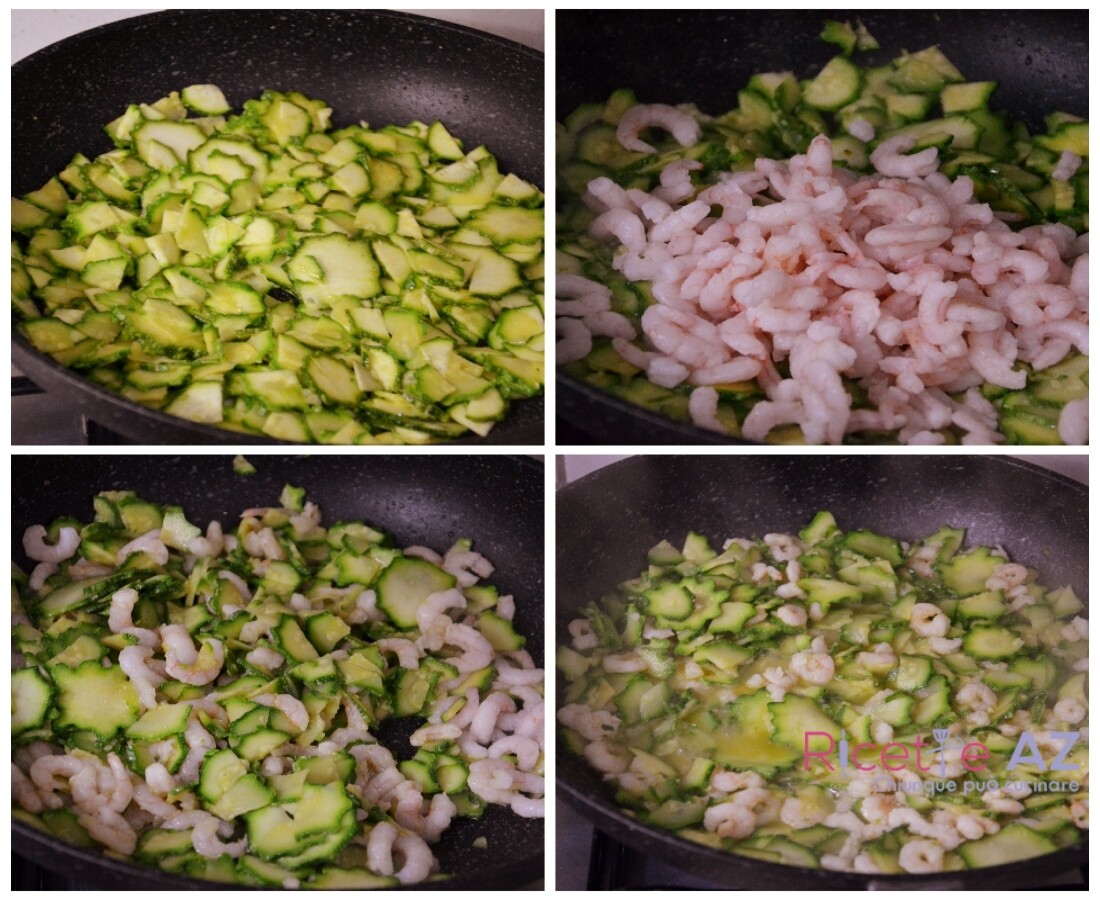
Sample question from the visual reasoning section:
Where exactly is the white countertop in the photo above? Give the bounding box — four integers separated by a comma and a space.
11, 9, 543, 62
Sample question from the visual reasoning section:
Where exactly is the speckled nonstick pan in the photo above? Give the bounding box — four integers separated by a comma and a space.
12, 454, 544, 889
12, 9, 543, 445
556, 9, 1088, 444
556, 455, 1087, 888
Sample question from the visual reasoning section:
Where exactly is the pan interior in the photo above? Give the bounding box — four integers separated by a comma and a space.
13, 454, 544, 889
556, 455, 1087, 887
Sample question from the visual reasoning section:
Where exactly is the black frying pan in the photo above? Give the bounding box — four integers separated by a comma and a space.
12, 454, 544, 890
555, 10, 1089, 444
556, 455, 1087, 888
12, 9, 543, 445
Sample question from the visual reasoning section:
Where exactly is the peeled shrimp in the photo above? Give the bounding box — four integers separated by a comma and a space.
160, 625, 225, 685
789, 649, 836, 685
909, 602, 950, 638
442, 622, 494, 673
22, 525, 81, 564
616, 103, 702, 155
703, 802, 756, 840
898, 838, 945, 874
252, 693, 310, 732
119, 645, 166, 710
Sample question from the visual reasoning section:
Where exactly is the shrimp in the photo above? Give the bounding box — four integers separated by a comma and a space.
909, 602, 950, 637
392, 830, 437, 885
410, 723, 463, 747
898, 838, 945, 874
986, 562, 1029, 591
119, 645, 166, 710
116, 529, 169, 566
30, 753, 91, 809
80, 807, 138, 855
403, 545, 444, 565
442, 622, 495, 673
416, 588, 467, 652
376, 638, 422, 670
12, 763, 44, 813
789, 649, 836, 685
616, 103, 702, 155
779, 795, 827, 829
711, 770, 765, 794
251, 693, 309, 732
160, 625, 225, 685
187, 520, 224, 558
242, 527, 284, 560
178, 718, 216, 785
469, 692, 517, 745
488, 736, 541, 771
577, 739, 626, 776
143, 762, 177, 795
774, 604, 808, 628
28, 562, 57, 592
245, 647, 285, 672
703, 802, 756, 840
957, 682, 996, 712
163, 810, 247, 859
108, 587, 160, 648
395, 791, 456, 843
511, 795, 544, 818
22, 524, 81, 564
857, 642, 898, 670
1052, 697, 1087, 725
859, 793, 899, 824
567, 618, 599, 651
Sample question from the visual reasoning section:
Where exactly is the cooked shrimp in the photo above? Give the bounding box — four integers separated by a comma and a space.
12, 763, 44, 813
80, 807, 138, 855
469, 692, 517, 745
109, 587, 160, 648
779, 795, 827, 829
1052, 697, 1087, 725
252, 693, 309, 732
909, 602, 950, 637
703, 802, 756, 839
376, 638, 421, 670
957, 682, 996, 712
616, 103, 702, 155
442, 622, 494, 673
898, 838, 945, 874
22, 525, 81, 564
568, 618, 599, 651
789, 649, 836, 685
116, 529, 169, 566
119, 645, 166, 710
160, 625, 225, 685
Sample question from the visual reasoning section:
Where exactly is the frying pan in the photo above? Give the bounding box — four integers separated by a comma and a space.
555, 9, 1089, 444
11, 454, 544, 889
556, 455, 1088, 888
11, 9, 543, 445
